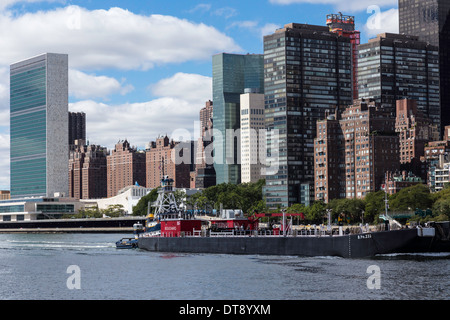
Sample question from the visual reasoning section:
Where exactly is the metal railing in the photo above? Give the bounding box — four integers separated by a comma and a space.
178, 225, 388, 239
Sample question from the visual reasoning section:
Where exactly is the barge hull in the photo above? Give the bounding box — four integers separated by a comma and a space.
138, 229, 421, 258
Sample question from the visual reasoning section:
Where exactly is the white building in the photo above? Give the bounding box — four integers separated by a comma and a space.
435, 162, 450, 192
0, 196, 84, 222
82, 185, 152, 214
240, 90, 266, 183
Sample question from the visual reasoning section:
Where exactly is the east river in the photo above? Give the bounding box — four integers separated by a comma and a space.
0, 233, 448, 301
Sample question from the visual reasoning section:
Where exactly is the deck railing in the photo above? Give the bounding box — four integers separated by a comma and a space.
185, 223, 407, 238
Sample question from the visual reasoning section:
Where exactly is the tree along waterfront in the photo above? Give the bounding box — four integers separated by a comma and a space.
132, 180, 450, 226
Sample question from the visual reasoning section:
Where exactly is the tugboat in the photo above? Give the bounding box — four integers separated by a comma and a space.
115, 222, 144, 249
140, 175, 199, 238
115, 237, 138, 249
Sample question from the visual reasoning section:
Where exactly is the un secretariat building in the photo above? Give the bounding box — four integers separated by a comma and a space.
10, 53, 69, 199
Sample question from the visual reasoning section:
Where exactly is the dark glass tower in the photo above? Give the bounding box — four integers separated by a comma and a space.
212, 53, 264, 185
68, 112, 86, 148
263, 23, 353, 209
357, 33, 440, 128
399, 0, 450, 136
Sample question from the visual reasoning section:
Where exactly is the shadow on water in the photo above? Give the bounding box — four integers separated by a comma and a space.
371, 252, 450, 262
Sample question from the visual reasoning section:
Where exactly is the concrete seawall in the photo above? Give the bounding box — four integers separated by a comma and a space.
0, 217, 146, 233
0, 227, 134, 233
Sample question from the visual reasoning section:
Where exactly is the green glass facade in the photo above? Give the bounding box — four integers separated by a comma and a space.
10, 59, 47, 198
212, 53, 264, 185
10, 53, 69, 199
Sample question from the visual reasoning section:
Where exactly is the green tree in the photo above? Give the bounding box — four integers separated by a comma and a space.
363, 191, 386, 223
188, 193, 209, 212
77, 207, 102, 218
102, 204, 125, 217
432, 197, 450, 220
287, 203, 307, 215
305, 201, 326, 224
326, 198, 365, 224
132, 188, 158, 216
389, 184, 433, 212
190, 179, 265, 215
174, 190, 186, 208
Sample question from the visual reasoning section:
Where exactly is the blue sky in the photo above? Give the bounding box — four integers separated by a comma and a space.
0, 0, 399, 190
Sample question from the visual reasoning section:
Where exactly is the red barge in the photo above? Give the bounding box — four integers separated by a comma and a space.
134, 176, 450, 258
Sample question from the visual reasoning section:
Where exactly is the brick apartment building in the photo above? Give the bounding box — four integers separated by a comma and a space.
107, 140, 146, 198
396, 99, 439, 178
146, 135, 190, 189
69, 139, 108, 199
314, 99, 400, 202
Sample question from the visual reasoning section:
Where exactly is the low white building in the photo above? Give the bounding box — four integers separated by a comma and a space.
0, 197, 85, 222
435, 162, 450, 192
82, 185, 152, 214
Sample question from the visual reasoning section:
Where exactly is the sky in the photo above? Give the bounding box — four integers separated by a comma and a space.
0, 0, 399, 190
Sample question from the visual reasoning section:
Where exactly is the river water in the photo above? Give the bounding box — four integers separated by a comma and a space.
0, 233, 448, 301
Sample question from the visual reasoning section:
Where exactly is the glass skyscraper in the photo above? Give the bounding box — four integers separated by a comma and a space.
263, 23, 353, 209
357, 33, 440, 130
10, 53, 69, 198
399, 0, 450, 136
212, 53, 264, 185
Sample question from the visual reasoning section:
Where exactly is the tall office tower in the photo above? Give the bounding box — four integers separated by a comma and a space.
326, 13, 361, 99
68, 112, 86, 148
358, 33, 440, 130
107, 140, 146, 198
195, 100, 216, 188
200, 100, 214, 138
314, 99, 400, 202
68, 139, 108, 199
195, 100, 214, 170
145, 135, 190, 189
395, 99, 439, 178
264, 23, 353, 208
399, 0, 450, 136
10, 53, 69, 199
212, 53, 264, 185
240, 90, 265, 183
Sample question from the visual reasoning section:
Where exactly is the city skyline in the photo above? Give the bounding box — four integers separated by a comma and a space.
0, 1, 400, 190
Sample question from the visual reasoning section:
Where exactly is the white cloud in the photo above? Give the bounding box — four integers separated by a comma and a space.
188, 4, 212, 14
269, 0, 397, 12
261, 23, 282, 37
213, 7, 237, 19
0, 5, 242, 71
69, 69, 134, 100
70, 73, 212, 149
150, 72, 212, 103
363, 8, 399, 37
0, 67, 9, 111
0, 109, 9, 125
0, 133, 10, 190
70, 98, 198, 150
228, 21, 281, 39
